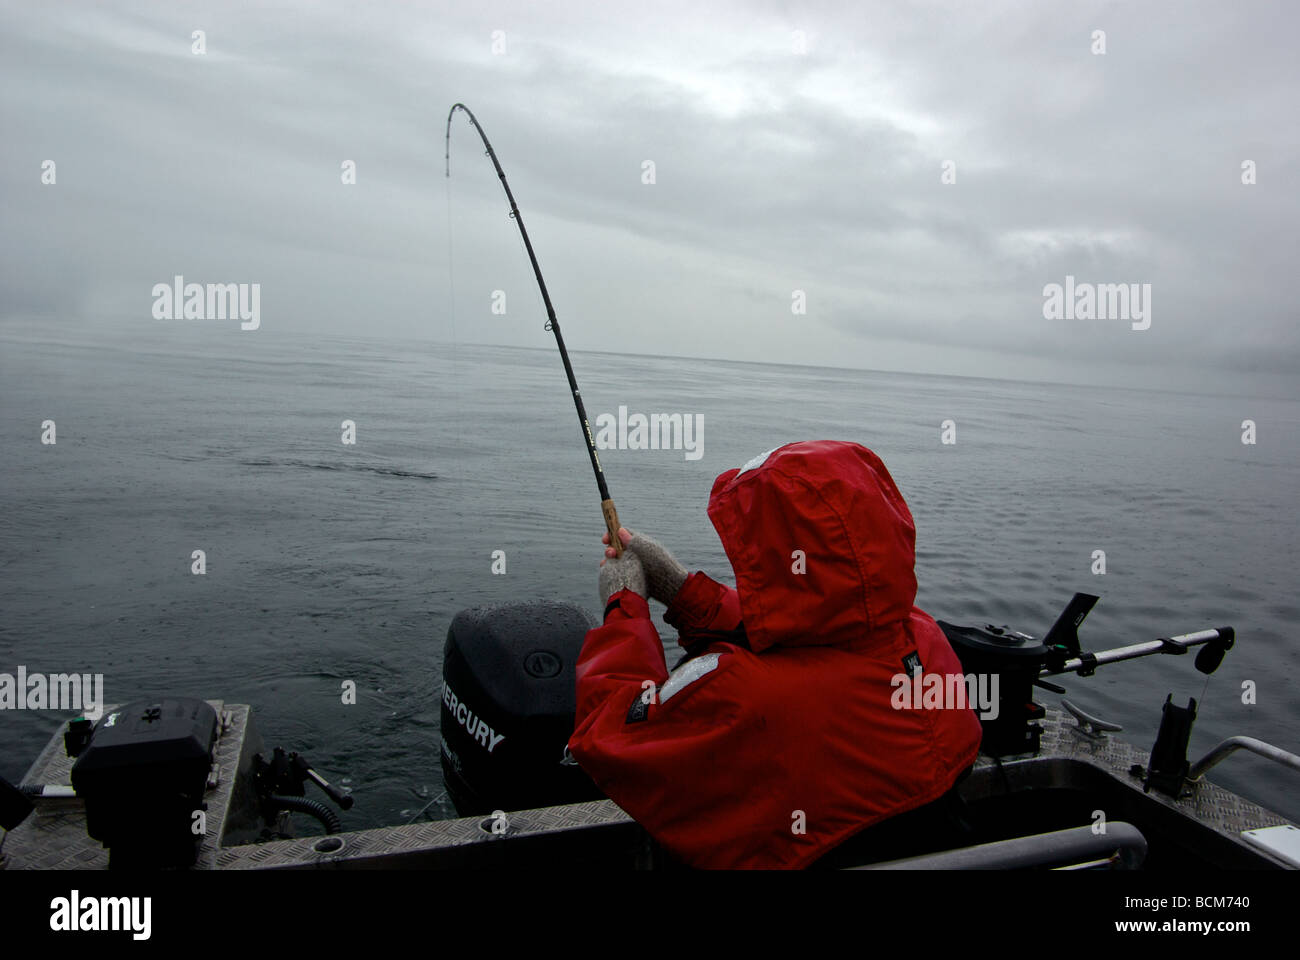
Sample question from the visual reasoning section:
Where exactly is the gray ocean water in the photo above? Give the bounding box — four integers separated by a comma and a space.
2, 322, 1298, 829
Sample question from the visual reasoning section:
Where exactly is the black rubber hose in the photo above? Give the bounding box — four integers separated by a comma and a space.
269, 794, 342, 834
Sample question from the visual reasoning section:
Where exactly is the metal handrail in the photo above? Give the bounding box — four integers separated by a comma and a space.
852, 822, 1148, 871
1189, 737, 1300, 782
1047, 627, 1230, 675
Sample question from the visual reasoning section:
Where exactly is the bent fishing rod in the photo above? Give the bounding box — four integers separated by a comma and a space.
445, 103, 624, 556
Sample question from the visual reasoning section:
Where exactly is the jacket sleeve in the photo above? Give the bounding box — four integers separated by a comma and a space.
663, 571, 746, 648
567, 587, 761, 868
569, 574, 741, 729
570, 589, 671, 727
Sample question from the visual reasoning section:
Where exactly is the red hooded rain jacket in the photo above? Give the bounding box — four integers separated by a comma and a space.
567, 441, 982, 868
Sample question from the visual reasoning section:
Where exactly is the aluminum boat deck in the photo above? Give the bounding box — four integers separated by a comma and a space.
4, 701, 1296, 870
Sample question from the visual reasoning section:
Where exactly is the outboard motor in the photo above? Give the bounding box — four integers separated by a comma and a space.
440, 600, 603, 815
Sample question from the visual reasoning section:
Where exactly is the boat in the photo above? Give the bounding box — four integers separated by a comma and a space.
3, 592, 1297, 870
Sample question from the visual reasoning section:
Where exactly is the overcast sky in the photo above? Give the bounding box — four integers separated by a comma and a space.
2, 1, 1296, 393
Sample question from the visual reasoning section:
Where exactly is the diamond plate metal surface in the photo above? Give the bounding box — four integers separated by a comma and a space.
3, 703, 1294, 870
970, 708, 1292, 850
3, 702, 246, 871
215, 797, 636, 870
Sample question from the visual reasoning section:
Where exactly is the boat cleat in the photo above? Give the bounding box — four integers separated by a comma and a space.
1060, 698, 1123, 743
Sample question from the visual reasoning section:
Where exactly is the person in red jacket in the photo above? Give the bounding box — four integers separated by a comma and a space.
566, 440, 983, 869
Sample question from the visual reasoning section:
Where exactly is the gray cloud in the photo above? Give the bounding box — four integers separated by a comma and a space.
2, 0, 1296, 393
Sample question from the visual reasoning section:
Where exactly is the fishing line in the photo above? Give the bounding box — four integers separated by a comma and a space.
444, 161, 462, 484
445, 102, 625, 554
405, 789, 449, 825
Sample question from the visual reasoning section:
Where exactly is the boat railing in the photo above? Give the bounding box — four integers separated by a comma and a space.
851, 822, 1148, 871
1189, 737, 1300, 782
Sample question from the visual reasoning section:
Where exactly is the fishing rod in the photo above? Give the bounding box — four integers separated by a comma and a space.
445, 103, 623, 556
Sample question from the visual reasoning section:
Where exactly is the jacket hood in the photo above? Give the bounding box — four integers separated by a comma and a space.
706, 441, 918, 653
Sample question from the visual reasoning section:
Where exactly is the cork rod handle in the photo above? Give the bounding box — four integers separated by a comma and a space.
601, 499, 623, 557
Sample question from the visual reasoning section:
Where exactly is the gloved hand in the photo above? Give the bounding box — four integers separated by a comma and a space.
602, 527, 689, 605
598, 548, 647, 606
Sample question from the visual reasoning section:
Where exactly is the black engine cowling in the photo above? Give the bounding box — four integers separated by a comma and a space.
439, 600, 604, 815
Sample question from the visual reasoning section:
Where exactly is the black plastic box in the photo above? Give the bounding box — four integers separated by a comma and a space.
70, 698, 218, 868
